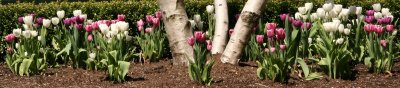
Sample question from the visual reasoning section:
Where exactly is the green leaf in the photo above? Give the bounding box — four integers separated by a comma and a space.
297, 58, 309, 77
118, 61, 130, 79
318, 58, 329, 66
257, 67, 266, 80
108, 65, 114, 78
305, 73, 322, 80
56, 43, 72, 56
364, 57, 373, 68
19, 59, 32, 76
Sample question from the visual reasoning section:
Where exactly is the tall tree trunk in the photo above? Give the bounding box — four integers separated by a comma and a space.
211, 0, 229, 55
220, 0, 266, 65
157, 0, 194, 65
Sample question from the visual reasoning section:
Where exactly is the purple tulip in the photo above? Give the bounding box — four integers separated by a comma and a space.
366, 10, 375, 16
364, 24, 374, 33
377, 18, 384, 24
4, 34, 16, 43
18, 16, 24, 24
64, 18, 72, 26
117, 14, 125, 21
289, 17, 294, 23
364, 16, 375, 23
36, 17, 44, 25
292, 20, 303, 27
301, 22, 312, 29
74, 24, 83, 31
386, 25, 394, 32
85, 25, 93, 33
155, 11, 162, 19
382, 17, 392, 24
87, 34, 93, 42
279, 14, 289, 22
256, 35, 264, 44
77, 16, 85, 23
187, 36, 195, 46
70, 16, 78, 23
275, 28, 285, 40
152, 18, 160, 28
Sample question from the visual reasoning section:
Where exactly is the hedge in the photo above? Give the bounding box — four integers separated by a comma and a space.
0, 0, 398, 55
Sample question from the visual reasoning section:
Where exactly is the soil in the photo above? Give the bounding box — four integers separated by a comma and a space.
1, 59, 400, 88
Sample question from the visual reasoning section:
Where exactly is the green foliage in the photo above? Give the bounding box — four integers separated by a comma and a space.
188, 43, 214, 86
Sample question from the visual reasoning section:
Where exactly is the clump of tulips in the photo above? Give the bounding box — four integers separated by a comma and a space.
135, 11, 167, 63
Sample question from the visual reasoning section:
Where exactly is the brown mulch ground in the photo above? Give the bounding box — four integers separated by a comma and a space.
0, 59, 400, 88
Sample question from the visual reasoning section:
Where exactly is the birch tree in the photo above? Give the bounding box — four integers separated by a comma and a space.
211, 0, 229, 55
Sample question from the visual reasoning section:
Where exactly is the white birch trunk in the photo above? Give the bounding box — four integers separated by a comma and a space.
211, 0, 229, 55
220, 0, 266, 65
157, 0, 194, 65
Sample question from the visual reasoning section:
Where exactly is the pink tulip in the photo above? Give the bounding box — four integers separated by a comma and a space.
138, 26, 144, 32
365, 16, 375, 23
74, 24, 83, 31
301, 22, 312, 29
36, 17, 44, 25
289, 17, 294, 23
386, 25, 394, 32
207, 44, 212, 51
364, 24, 374, 33
152, 18, 160, 28
117, 14, 125, 21
256, 35, 264, 44
85, 25, 93, 33
198, 33, 206, 42
374, 25, 384, 35
366, 10, 374, 16
87, 34, 93, 42
18, 16, 24, 24
155, 11, 162, 19
229, 29, 234, 36
145, 28, 153, 33
280, 44, 286, 51
206, 40, 212, 45
137, 19, 145, 27
276, 28, 285, 40
279, 14, 289, 22
6, 47, 12, 54
64, 18, 72, 26
91, 22, 99, 30
5, 34, 16, 43
292, 20, 303, 27
380, 40, 387, 47
194, 31, 203, 41
266, 23, 277, 30
266, 30, 275, 38
377, 18, 384, 24
187, 36, 195, 46
269, 47, 276, 53
146, 15, 154, 24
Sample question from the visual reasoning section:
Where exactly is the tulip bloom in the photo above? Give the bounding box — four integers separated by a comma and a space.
152, 18, 160, 28
85, 25, 93, 33
280, 44, 286, 51
275, 28, 285, 40
207, 44, 212, 51
380, 40, 387, 47
42, 19, 51, 28
279, 14, 289, 22
36, 17, 44, 25
155, 11, 162, 19
270, 47, 276, 53
117, 14, 125, 21
74, 24, 83, 31
5, 34, 16, 43
18, 16, 24, 24
386, 25, 394, 32
87, 34, 93, 42
187, 36, 195, 46
145, 28, 153, 33
364, 16, 375, 23
364, 24, 374, 33
266, 30, 275, 38
292, 20, 303, 28
137, 19, 145, 31
206, 5, 214, 14
374, 25, 384, 35
266, 23, 277, 30
57, 10, 65, 19
23, 15, 33, 25
366, 10, 374, 16
206, 40, 212, 45
301, 22, 312, 29
146, 15, 154, 24
194, 31, 203, 40
51, 17, 60, 25
256, 35, 264, 44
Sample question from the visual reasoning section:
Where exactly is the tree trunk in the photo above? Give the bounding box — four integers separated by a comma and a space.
157, 0, 194, 65
220, 0, 266, 65
211, 0, 229, 55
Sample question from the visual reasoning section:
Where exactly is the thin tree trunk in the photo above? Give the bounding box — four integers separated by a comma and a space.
220, 0, 266, 65
211, 0, 229, 55
157, 0, 194, 65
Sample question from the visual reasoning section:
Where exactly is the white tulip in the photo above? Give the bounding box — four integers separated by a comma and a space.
340, 9, 350, 16
206, 5, 214, 13
89, 53, 96, 59
355, 7, 362, 15
116, 21, 129, 31
15, 43, 19, 49
189, 20, 196, 29
79, 14, 87, 20
51, 17, 60, 25
347, 24, 352, 28
295, 12, 302, 20
311, 13, 318, 21
333, 4, 343, 13
107, 38, 112, 43
374, 12, 383, 19
124, 31, 129, 36
23, 15, 33, 25
348, 6, 356, 14
381, 8, 390, 16
344, 28, 350, 35
335, 38, 344, 44
372, 3, 381, 12
30, 30, 38, 37
87, 20, 93, 24
308, 38, 312, 43
198, 21, 204, 30
298, 7, 307, 15
42, 19, 51, 28
316, 8, 326, 18
73, 10, 82, 16
23, 24, 31, 30
338, 24, 344, 33
117, 34, 122, 40
57, 10, 65, 19
110, 24, 119, 35
328, 10, 339, 18
323, 3, 334, 12
99, 24, 110, 34
38, 36, 42, 41
126, 35, 132, 41
194, 14, 201, 23
305, 3, 313, 12
13, 28, 22, 37
22, 30, 31, 38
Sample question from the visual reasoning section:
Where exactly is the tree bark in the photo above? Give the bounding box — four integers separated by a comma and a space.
220, 0, 266, 65
211, 0, 229, 55
157, 0, 194, 65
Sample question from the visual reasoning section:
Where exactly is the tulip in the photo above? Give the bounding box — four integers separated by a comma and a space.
36, 17, 44, 25
38, 36, 41, 41
381, 8, 390, 16
374, 25, 384, 35
87, 34, 93, 42
207, 44, 212, 51
382, 17, 392, 24
206, 5, 214, 13
292, 20, 303, 28
198, 33, 206, 42
279, 44, 286, 51
269, 47, 276, 53
73, 10, 82, 16
355, 7, 363, 15
380, 40, 387, 47
364, 16, 375, 23
295, 12, 302, 20
116, 21, 129, 31
85, 25, 93, 33
42, 19, 51, 28
78, 15, 87, 23
365, 10, 374, 16
110, 24, 119, 34
339, 9, 350, 18
51, 17, 60, 25
372, 3, 381, 12
70, 16, 78, 23
206, 40, 212, 45
229, 29, 234, 36
74, 24, 83, 31
323, 22, 339, 32
155, 11, 162, 19
256, 35, 264, 44
22, 30, 31, 38
194, 31, 203, 40
335, 38, 344, 44
344, 28, 350, 35
117, 14, 125, 21
18, 16, 24, 24
152, 18, 160, 28
23, 24, 31, 30
304, 3, 313, 12
301, 22, 311, 29
189, 20, 196, 29
266, 30, 275, 38
333, 4, 343, 13
137, 19, 145, 28
56, 10, 65, 19
145, 28, 153, 33
289, 17, 294, 23
316, 8, 326, 18
311, 13, 318, 21
279, 14, 289, 22
266, 23, 277, 30
194, 14, 201, 24
91, 22, 99, 30
187, 36, 195, 46
23, 15, 33, 25
323, 3, 334, 12
4, 34, 16, 43
298, 7, 307, 15
89, 53, 96, 59
146, 15, 154, 24
13, 28, 22, 37
30, 31, 38, 37
374, 12, 383, 19
364, 24, 374, 33
338, 24, 344, 33
6, 47, 12, 54
386, 25, 394, 32
275, 28, 285, 40
64, 18, 72, 26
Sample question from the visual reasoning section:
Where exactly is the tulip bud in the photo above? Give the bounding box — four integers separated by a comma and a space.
298, 7, 307, 15
42, 19, 51, 28
51, 17, 60, 25
355, 7, 363, 15
386, 25, 394, 32
187, 36, 195, 46
206, 5, 214, 14
73, 10, 82, 16
338, 24, 344, 33
152, 18, 160, 28
335, 38, 344, 44
266, 30, 274, 38
38, 36, 42, 41
292, 20, 303, 28
256, 35, 264, 44
194, 14, 201, 24
344, 28, 350, 35
266, 23, 277, 30
301, 22, 312, 29
323, 3, 334, 12
85, 25, 93, 33
4, 34, 16, 43
6, 47, 12, 54
57, 10, 65, 19
117, 14, 125, 21
89, 53, 96, 59
87, 34, 93, 42
308, 38, 313, 43
207, 44, 212, 51
206, 40, 212, 45
145, 28, 153, 33
380, 40, 387, 47
372, 3, 381, 12
12, 28, 22, 38
155, 11, 162, 19
18, 16, 24, 24
23, 15, 33, 25
275, 28, 285, 40
280, 44, 286, 51
279, 14, 289, 22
